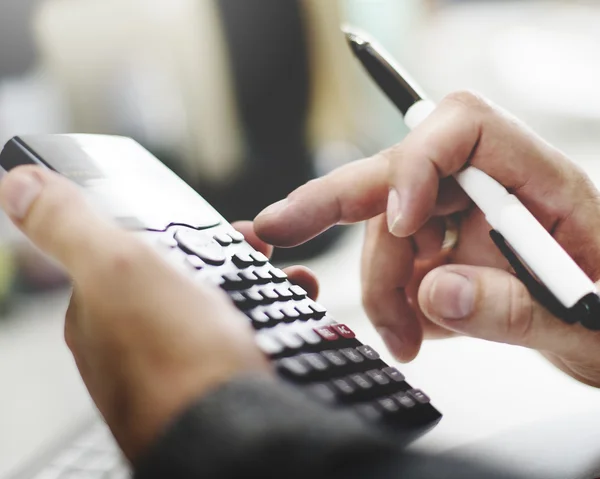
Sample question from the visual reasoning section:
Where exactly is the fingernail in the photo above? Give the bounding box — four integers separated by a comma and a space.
377, 327, 404, 359
387, 189, 404, 235
258, 199, 288, 218
428, 271, 475, 320
0, 171, 43, 220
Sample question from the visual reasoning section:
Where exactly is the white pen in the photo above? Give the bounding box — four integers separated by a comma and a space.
344, 27, 600, 329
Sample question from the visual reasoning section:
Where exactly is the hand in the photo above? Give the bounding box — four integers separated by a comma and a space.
0, 166, 318, 460
255, 91, 600, 388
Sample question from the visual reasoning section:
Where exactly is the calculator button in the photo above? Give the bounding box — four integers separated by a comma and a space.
309, 303, 327, 318
229, 231, 245, 243
270, 269, 288, 283
340, 348, 364, 363
314, 327, 339, 341
278, 357, 310, 377
239, 271, 259, 285
357, 345, 380, 361
321, 350, 347, 367
332, 378, 356, 396
260, 288, 279, 303
176, 230, 226, 265
366, 370, 390, 386
296, 328, 322, 345
214, 234, 233, 246
222, 273, 245, 291
302, 353, 330, 371
349, 373, 373, 390
250, 310, 271, 328
408, 389, 431, 405
378, 397, 400, 413
289, 285, 308, 300
251, 252, 269, 266
256, 333, 284, 356
229, 292, 248, 308
232, 253, 254, 269
355, 403, 382, 421
281, 305, 301, 322
276, 330, 304, 350
244, 290, 265, 307
275, 286, 294, 300
185, 255, 205, 270
332, 324, 355, 339
306, 383, 337, 403
295, 303, 314, 320
394, 393, 417, 409
264, 306, 285, 322
382, 367, 405, 382
254, 269, 273, 284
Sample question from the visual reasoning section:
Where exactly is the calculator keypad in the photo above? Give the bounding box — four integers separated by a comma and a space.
162, 225, 441, 433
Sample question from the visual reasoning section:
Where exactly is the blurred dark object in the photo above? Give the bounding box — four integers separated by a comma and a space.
0, 0, 41, 78
196, 0, 344, 263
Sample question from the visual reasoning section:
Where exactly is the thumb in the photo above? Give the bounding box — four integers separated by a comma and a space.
0, 166, 125, 277
418, 264, 595, 358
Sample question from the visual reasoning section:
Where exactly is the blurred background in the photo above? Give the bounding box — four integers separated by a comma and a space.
2, 0, 600, 477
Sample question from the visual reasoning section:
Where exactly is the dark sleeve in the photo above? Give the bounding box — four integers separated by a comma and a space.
134, 375, 522, 479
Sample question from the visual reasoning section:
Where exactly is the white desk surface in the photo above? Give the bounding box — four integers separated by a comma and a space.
1, 220, 600, 479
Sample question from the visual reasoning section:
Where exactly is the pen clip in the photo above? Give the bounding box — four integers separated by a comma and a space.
488, 230, 577, 324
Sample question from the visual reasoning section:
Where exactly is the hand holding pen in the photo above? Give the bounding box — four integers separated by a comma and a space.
254, 29, 600, 387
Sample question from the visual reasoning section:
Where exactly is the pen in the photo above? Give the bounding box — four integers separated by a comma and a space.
344, 27, 600, 330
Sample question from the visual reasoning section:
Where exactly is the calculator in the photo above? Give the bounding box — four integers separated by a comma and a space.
1, 135, 441, 478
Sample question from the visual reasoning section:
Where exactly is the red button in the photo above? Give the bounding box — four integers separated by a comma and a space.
314, 327, 338, 341
332, 324, 355, 339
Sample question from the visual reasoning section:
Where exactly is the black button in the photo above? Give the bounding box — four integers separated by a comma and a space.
275, 286, 294, 300
332, 378, 356, 396
309, 303, 327, 318
185, 255, 205, 270
232, 253, 254, 269
256, 333, 284, 356
394, 393, 417, 409
244, 290, 264, 307
270, 269, 288, 283
251, 252, 269, 266
260, 288, 279, 304
382, 367, 405, 383
229, 231, 245, 243
302, 353, 330, 371
408, 389, 430, 405
295, 303, 314, 320
214, 234, 233, 246
249, 310, 271, 328
366, 370, 390, 386
264, 306, 285, 322
229, 292, 248, 308
321, 350, 347, 367
378, 397, 400, 413
340, 348, 365, 364
357, 346, 380, 361
222, 273, 245, 291
289, 285, 308, 300
281, 305, 301, 322
278, 357, 310, 377
276, 330, 304, 350
306, 383, 337, 403
239, 271, 259, 285
355, 403, 382, 421
349, 373, 373, 390
254, 269, 273, 284
176, 230, 226, 266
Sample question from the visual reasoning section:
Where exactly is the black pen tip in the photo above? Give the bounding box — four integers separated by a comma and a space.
342, 26, 369, 54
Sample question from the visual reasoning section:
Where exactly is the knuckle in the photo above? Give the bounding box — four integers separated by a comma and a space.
100, 235, 154, 279
443, 89, 490, 112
